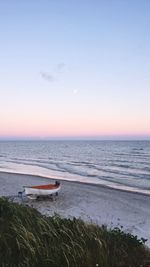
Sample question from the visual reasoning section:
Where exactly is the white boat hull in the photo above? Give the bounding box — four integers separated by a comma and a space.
24, 183, 61, 198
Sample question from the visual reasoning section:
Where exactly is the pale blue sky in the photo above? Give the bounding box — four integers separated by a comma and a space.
0, 0, 150, 139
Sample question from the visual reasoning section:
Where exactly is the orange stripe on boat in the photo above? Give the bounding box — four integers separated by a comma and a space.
31, 184, 59, 190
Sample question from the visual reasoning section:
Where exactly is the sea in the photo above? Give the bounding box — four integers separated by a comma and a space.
0, 140, 150, 195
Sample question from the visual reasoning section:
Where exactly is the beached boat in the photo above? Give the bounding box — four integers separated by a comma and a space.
24, 181, 61, 199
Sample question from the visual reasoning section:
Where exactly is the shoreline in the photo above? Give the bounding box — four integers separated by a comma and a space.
0, 170, 150, 197
0, 170, 150, 246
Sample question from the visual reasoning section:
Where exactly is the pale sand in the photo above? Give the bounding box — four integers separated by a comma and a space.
0, 171, 150, 246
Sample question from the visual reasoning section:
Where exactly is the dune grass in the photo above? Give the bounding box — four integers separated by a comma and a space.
0, 197, 150, 267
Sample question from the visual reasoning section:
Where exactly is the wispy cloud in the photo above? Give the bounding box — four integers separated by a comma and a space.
40, 72, 55, 82
40, 62, 66, 83
57, 62, 65, 72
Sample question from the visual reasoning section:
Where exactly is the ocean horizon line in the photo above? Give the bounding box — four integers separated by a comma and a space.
0, 137, 150, 141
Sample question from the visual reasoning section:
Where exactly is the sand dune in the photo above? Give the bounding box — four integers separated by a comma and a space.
0, 171, 150, 246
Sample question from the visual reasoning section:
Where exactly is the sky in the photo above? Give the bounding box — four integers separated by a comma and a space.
0, 0, 150, 140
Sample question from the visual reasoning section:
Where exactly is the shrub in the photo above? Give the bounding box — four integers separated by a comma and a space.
0, 198, 149, 267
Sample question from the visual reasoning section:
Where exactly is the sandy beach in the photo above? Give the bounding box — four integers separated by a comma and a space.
0, 171, 150, 246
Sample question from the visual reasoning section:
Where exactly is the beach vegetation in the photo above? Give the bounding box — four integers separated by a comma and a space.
0, 198, 150, 267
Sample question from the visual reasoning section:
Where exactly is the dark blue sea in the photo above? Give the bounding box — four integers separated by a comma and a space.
0, 140, 150, 194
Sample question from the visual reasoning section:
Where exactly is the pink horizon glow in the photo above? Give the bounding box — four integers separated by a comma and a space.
0, 113, 150, 139
0, 128, 150, 139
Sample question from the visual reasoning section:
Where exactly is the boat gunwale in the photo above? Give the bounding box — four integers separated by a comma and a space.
23, 183, 61, 190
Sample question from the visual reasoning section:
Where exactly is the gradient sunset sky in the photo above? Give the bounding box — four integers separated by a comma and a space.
0, 0, 150, 140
